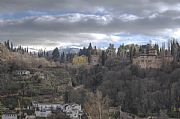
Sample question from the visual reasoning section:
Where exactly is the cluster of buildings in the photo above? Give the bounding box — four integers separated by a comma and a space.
132, 44, 173, 69
72, 43, 174, 69
32, 101, 83, 119
13, 70, 30, 76
1, 102, 83, 119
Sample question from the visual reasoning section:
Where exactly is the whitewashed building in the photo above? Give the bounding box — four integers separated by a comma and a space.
2, 112, 18, 119
35, 110, 52, 118
32, 101, 83, 119
14, 70, 30, 76
63, 104, 83, 119
32, 101, 63, 111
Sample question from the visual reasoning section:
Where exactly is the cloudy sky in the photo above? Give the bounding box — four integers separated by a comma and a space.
0, 0, 180, 50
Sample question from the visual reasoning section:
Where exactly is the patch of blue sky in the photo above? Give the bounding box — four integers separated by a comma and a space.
0, 10, 108, 20
113, 33, 168, 44
95, 33, 170, 49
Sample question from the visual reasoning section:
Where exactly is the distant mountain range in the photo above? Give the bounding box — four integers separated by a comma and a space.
47, 47, 80, 57
58, 47, 80, 54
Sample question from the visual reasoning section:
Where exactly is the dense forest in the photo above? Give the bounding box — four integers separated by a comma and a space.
67, 60, 180, 118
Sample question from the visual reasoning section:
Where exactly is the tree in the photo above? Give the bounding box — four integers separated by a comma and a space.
0, 101, 3, 119
61, 52, 65, 63
87, 43, 93, 64
4, 40, 10, 50
27, 47, 28, 53
52, 47, 60, 61
88, 43, 93, 51
10, 42, 13, 51
106, 44, 116, 58
129, 46, 133, 63
7, 40, 10, 50
46, 52, 49, 57
84, 90, 110, 119
101, 50, 106, 66
154, 44, 159, 55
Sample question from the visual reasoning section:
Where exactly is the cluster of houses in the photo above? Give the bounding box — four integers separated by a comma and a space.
33, 101, 83, 119
2, 101, 83, 119
13, 70, 30, 76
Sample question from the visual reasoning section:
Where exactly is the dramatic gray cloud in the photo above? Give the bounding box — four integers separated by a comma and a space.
0, 0, 180, 49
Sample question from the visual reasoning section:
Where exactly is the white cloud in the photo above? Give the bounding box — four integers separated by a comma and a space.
171, 28, 180, 38
148, 13, 159, 19
157, 3, 180, 13
1, 0, 180, 49
118, 14, 142, 22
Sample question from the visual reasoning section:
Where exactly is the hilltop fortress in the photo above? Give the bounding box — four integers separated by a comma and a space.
132, 44, 173, 69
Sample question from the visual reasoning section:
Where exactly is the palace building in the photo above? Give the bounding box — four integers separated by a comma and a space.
133, 44, 173, 69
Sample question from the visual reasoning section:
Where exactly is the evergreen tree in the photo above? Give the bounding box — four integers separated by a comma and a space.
83, 47, 88, 56
38, 49, 43, 57
88, 43, 92, 51
87, 43, 92, 64
7, 40, 10, 50
52, 47, 60, 61
117, 46, 121, 57
61, 52, 65, 63
4, 41, 7, 47
46, 52, 49, 58
0, 101, 3, 119
94, 46, 97, 55
10, 42, 13, 51
4, 40, 10, 50
129, 46, 133, 63
101, 50, 106, 66
154, 44, 159, 55
133, 47, 136, 57
43, 50, 46, 56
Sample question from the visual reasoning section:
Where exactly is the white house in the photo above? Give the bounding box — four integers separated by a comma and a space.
63, 104, 83, 119
32, 101, 83, 119
2, 112, 18, 119
35, 110, 52, 118
32, 101, 63, 111
14, 70, 30, 76
25, 115, 36, 119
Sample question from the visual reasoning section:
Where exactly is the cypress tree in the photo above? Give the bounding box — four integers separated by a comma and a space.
0, 101, 3, 119
7, 40, 10, 50
102, 50, 106, 66
52, 47, 60, 61
10, 42, 13, 51
61, 52, 65, 63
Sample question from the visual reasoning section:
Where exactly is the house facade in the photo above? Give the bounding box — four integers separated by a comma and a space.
35, 110, 52, 118
32, 101, 83, 119
2, 112, 18, 119
72, 55, 88, 66
90, 55, 99, 65
63, 104, 83, 119
14, 70, 30, 76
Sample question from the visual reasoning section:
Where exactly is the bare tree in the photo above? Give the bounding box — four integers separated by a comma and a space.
84, 90, 110, 119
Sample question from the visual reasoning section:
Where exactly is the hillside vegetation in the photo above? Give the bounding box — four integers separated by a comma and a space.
0, 43, 58, 69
